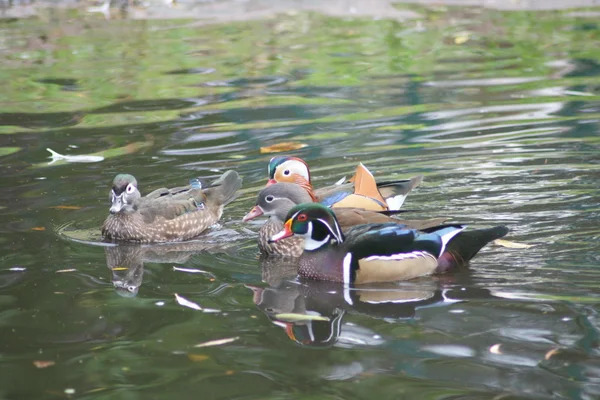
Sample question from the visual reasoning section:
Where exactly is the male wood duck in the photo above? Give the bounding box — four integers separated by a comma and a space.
101, 170, 242, 243
266, 156, 423, 211
243, 183, 447, 257
269, 203, 509, 284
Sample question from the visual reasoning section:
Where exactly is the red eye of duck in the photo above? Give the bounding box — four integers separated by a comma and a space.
297, 214, 307, 222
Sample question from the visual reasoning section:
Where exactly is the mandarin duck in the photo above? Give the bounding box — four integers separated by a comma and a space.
101, 170, 242, 243
269, 203, 509, 284
266, 156, 422, 211
243, 183, 447, 257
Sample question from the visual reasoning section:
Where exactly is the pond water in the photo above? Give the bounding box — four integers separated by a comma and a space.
1, 5, 599, 399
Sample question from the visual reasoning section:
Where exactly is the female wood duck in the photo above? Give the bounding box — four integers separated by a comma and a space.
269, 203, 509, 284
101, 170, 242, 243
243, 183, 447, 257
266, 156, 423, 211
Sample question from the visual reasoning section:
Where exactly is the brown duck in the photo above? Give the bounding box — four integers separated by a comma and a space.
102, 170, 242, 243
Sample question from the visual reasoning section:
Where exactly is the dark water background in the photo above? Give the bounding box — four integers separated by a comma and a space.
1, 4, 599, 399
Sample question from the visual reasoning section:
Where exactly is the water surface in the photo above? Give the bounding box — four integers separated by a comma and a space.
0, 5, 599, 399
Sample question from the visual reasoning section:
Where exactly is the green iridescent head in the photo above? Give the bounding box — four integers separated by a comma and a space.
269, 203, 343, 250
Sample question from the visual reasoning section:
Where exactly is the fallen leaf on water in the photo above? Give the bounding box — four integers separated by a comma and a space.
51, 205, 82, 210
187, 354, 210, 362
454, 35, 470, 45
260, 142, 307, 154
225, 370, 235, 375
111, 267, 129, 271
33, 360, 56, 368
489, 344, 502, 355
31, 227, 46, 231
194, 337, 239, 348
545, 348, 560, 360
274, 313, 330, 322
174, 293, 202, 310
173, 266, 211, 275
454, 31, 471, 45
56, 269, 77, 273
494, 239, 533, 249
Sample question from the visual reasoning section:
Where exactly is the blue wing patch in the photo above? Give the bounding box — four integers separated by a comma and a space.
320, 191, 351, 208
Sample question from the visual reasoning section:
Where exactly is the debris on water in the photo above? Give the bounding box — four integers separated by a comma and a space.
188, 354, 210, 362
173, 266, 212, 275
47, 148, 104, 164
545, 348, 560, 360
175, 294, 202, 310
56, 269, 77, 273
33, 360, 55, 368
194, 337, 239, 348
9, 267, 26, 272
274, 313, 330, 322
494, 239, 533, 249
260, 142, 308, 154
489, 344, 502, 355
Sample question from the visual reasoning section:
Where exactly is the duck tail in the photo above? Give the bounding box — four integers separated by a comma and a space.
377, 175, 423, 210
204, 170, 243, 207
435, 225, 509, 272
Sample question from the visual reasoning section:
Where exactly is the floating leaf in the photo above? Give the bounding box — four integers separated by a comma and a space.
174, 293, 202, 310
33, 360, 56, 368
274, 313, 330, 322
194, 337, 239, 348
56, 269, 77, 273
31, 227, 46, 231
454, 32, 471, 44
260, 142, 307, 154
173, 266, 211, 275
9, 267, 26, 272
494, 239, 533, 249
111, 267, 129, 271
545, 348, 560, 360
51, 205, 83, 210
489, 344, 502, 355
187, 354, 210, 362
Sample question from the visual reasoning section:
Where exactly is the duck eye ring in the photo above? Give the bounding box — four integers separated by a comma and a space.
265, 195, 274, 203
126, 183, 135, 194
283, 169, 291, 176
297, 214, 307, 222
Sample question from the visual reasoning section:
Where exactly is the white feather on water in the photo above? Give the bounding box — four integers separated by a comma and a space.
47, 148, 104, 164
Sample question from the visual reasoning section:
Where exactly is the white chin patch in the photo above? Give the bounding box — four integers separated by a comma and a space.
303, 222, 330, 251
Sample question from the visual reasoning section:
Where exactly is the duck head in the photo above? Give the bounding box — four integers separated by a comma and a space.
269, 203, 344, 251
243, 183, 313, 222
109, 174, 141, 214
267, 156, 311, 186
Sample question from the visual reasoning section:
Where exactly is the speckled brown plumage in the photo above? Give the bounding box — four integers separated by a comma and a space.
101, 170, 242, 243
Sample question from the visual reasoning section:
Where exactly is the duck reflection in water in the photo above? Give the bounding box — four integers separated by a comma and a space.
253, 256, 499, 348
104, 239, 232, 297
